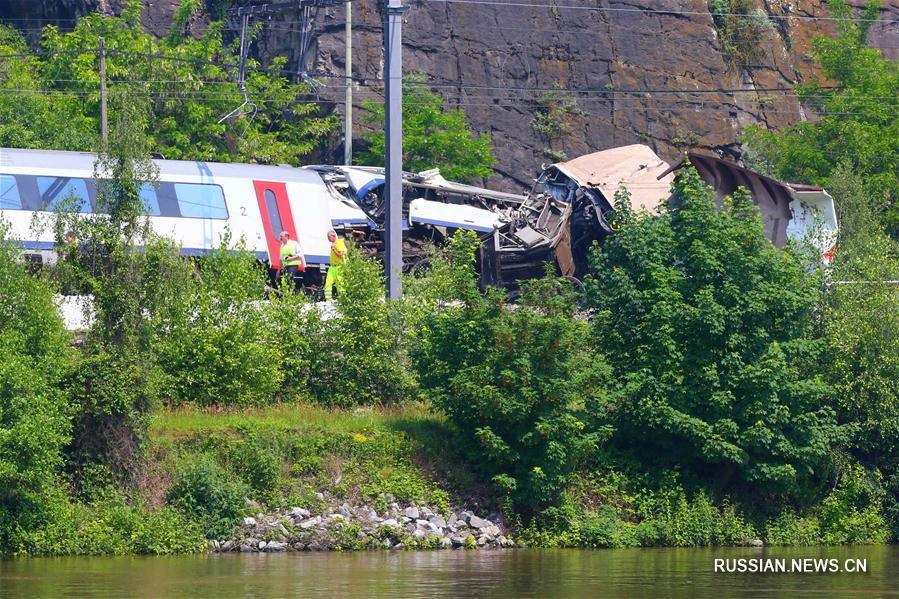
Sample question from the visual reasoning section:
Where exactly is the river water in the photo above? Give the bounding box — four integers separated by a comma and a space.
2, 546, 896, 598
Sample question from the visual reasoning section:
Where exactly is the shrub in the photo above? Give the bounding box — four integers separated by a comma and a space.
265, 281, 324, 397
519, 473, 757, 548
307, 248, 417, 406
65, 350, 161, 481
765, 511, 822, 546
226, 430, 284, 501
157, 238, 284, 406
0, 222, 73, 554
819, 465, 888, 544
585, 171, 843, 497
418, 259, 612, 509
167, 454, 249, 539
20, 482, 204, 556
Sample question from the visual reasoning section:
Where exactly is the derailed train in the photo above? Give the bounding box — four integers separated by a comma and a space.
0, 145, 837, 291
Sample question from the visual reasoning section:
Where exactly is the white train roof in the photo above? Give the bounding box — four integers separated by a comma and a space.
0, 147, 322, 184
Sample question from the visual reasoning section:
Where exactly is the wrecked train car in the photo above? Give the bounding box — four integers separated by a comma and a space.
311, 165, 525, 273
483, 144, 673, 285
665, 152, 838, 253
313, 144, 837, 292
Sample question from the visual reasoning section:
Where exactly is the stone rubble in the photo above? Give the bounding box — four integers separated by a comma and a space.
210, 493, 515, 553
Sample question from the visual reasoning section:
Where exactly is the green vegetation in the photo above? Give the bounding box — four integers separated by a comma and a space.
0, 1, 337, 164
0, 222, 73, 552
708, 0, 775, 70
585, 174, 841, 496
0, 0, 897, 558
417, 258, 611, 509
360, 73, 497, 182
530, 85, 585, 161
744, 0, 899, 236
149, 402, 456, 520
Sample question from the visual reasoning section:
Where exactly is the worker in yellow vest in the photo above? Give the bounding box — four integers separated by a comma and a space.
324, 229, 346, 301
278, 231, 305, 291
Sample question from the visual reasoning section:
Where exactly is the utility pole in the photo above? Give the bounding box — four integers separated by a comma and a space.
344, 1, 352, 165
99, 37, 108, 147
384, 0, 405, 299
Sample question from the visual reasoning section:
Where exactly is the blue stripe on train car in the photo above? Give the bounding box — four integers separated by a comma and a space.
20, 241, 331, 265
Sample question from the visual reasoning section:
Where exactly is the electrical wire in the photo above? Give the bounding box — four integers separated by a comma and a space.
423, 0, 899, 23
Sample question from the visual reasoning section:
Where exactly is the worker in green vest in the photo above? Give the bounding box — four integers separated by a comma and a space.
324, 229, 346, 301
278, 231, 305, 291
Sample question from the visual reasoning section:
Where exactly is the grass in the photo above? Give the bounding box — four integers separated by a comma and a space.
143, 401, 489, 516
150, 401, 445, 438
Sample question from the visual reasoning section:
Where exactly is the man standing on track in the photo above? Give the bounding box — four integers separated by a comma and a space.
278, 230, 305, 291
324, 229, 346, 301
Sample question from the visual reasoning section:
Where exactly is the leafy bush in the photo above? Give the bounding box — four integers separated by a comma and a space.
65, 350, 161, 480
307, 248, 417, 406
518, 473, 757, 548
417, 255, 612, 509
819, 465, 888, 544
167, 454, 249, 539
765, 465, 889, 545
0, 222, 73, 554
265, 282, 324, 397
22, 489, 204, 556
227, 429, 284, 503
585, 170, 843, 496
765, 511, 822, 546
157, 238, 284, 406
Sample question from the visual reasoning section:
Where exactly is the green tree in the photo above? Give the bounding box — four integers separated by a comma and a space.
0, 221, 73, 553
416, 247, 611, 508
47, 92, 191, 476
0, 1, 337, 164
585, 168, 843, 496
743, 0, 899, 236
360, 73, 496, 182
0, 25, 96, 150
822, 165, 899, 465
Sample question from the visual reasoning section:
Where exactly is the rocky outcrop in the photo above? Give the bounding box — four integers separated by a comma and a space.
310, 0, 899, 188
3, 0, 897, 189
209, 496, 514, 552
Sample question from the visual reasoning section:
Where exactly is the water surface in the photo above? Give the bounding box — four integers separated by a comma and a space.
2, 546, 896, 598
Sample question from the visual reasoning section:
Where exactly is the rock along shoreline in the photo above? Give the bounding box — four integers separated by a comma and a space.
209, 495, 516, 553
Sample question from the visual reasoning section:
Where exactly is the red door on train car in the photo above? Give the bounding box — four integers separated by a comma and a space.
252, 181, 297, 268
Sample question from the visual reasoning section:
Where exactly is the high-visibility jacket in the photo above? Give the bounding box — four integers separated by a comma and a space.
330, 238, 347, 266
280, 239, 304, 268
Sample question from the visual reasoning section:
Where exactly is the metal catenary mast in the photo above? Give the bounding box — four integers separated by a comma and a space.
224, 0, 405, 298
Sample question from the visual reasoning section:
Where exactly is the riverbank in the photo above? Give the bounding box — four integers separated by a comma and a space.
6, 402, 892, 557
149, 403, 513, 553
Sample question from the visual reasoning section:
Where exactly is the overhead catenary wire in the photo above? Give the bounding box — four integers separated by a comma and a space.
423, 0, 899, 23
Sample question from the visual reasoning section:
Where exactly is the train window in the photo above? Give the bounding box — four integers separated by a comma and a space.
95, 180, 160, 216
174, 183, 228, 219
37, 176, 91, 213
0, 175, 21, 209
264, 189, 284, 234
139, 183, 161, 216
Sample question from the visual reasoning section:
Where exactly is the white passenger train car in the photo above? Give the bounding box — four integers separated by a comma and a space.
0, 147, 357, 272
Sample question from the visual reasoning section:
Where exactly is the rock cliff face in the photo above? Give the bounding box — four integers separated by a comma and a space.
2, 0, 897, 189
